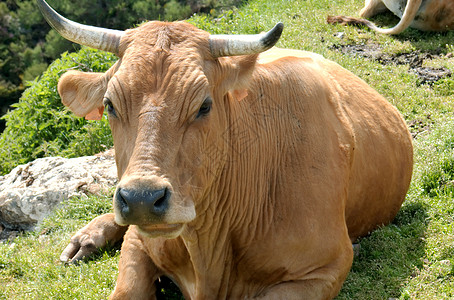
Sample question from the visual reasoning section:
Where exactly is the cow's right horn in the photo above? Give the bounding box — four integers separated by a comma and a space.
36, 0, 124, 55
209, 22, 284, 57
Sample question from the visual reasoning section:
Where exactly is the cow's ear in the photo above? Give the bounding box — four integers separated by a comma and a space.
58, 70, 107, 120
216, 54, 258, 100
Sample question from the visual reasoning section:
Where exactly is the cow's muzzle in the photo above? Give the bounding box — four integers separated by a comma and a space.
113, 175, 196, 237
115, 187, 170, 223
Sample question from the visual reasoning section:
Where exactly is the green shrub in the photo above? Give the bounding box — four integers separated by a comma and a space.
0, 47, 116, 175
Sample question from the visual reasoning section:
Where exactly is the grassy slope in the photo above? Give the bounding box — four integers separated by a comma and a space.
1, 0, 454, 298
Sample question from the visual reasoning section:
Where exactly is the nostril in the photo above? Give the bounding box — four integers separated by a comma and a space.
116, 188, 130, 214
152, 188, 170, 214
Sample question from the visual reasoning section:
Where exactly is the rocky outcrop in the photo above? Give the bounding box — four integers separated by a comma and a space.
0, 150, 117, 232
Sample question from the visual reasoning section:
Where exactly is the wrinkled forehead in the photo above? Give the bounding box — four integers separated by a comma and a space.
122, 21, 210, 50
111, 21, 214, 94
101, 21, 218, 120
119, 21, 211, 69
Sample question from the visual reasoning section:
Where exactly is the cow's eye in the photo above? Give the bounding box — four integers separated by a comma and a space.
103, 98, 116, 117
196, 97, 212, 119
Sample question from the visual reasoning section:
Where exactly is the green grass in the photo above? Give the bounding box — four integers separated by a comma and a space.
1, 0, 454, 298
0, 193, 119, 299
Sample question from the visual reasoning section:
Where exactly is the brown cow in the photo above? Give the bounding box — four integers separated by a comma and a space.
37, 0, 413, 298
327, 0, 454, 34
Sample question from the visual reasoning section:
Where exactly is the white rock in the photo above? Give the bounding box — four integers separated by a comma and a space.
0, 150, 117, 231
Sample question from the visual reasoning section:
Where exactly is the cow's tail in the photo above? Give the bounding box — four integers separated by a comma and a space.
327, 0, 422, 35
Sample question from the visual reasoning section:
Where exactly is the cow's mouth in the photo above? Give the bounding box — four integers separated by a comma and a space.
137, 223, 184, 238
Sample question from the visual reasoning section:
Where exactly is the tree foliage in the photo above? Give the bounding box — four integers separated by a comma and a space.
0, 47, 117, 175
0, 0, 225, 131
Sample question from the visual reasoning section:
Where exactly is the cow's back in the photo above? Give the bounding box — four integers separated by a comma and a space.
323, 59, 412, 240
256, 49, 413, 241
312, 54, 413, 240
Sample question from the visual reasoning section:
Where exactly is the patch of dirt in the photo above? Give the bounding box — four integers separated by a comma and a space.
330, 43, 451, 85
411, 67, 452, 85
0, 224, 20, 242
407, 115, 434, 138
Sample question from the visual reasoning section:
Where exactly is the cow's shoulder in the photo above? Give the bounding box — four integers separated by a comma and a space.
257, 48, 324, 65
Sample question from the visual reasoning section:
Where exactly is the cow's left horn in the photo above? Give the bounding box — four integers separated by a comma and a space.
36, 0, 124, 55
209, 22, 284, 57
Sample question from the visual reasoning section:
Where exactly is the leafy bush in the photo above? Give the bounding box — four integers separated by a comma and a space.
0, 47, 116, 175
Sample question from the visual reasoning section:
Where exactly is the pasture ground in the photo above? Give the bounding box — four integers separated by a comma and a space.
1, 0, 454, 298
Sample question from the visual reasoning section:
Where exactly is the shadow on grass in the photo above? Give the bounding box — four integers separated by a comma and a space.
156, 276, 184, 300
337, 200, 429, 299
80, 242, 122, 264
362, 11, 454, 53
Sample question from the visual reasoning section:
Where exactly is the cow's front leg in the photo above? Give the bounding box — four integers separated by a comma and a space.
60, 213, 128, 263
110, 226, 160, 300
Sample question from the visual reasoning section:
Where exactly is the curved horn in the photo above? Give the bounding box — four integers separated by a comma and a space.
209, 22, 284, 57
36, 0, 124, 55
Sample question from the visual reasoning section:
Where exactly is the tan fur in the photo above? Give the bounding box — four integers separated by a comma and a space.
327, 0, 454, 34
58, 21, 413, 299
60, 214, 127, 262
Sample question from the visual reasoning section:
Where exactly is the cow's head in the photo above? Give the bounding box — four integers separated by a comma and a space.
37, 0, 283, 238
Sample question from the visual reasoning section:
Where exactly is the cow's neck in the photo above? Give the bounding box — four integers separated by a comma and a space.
219, 91, 278, 239
193, 92, 276, 240
179, 93, 279, 298
180, 220, 233, 298
180, 171, 240, 297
